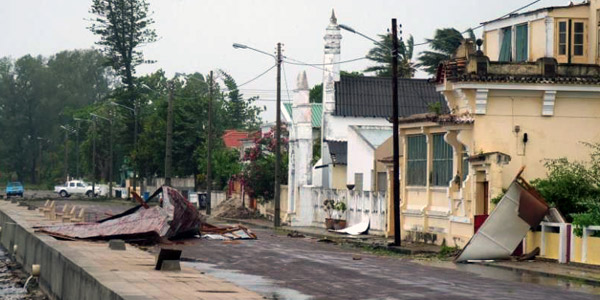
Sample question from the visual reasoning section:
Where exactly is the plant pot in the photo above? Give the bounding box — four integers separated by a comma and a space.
333, 219, 347, 230
325, 218, 335, 230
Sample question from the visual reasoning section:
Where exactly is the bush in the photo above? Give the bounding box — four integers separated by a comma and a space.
531, 143, 600, 235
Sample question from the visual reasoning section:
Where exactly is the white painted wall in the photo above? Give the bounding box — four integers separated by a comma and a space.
346, 128, 375, 191
324, 115, 390, 141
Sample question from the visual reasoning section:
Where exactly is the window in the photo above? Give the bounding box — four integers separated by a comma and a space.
69, 182, 75, 187
515, 24, 528, 62
558, 21, 567, 55
377, 172, 387, 192
573, 22, 584, 56
432, 133, 453, 186
77, 183, 84, 187
499, 27, 512, 62
407, 135, 427, 186
354, 173, 363, 191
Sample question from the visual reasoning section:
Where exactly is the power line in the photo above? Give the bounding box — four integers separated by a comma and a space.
282, 62, 292, 103
237, 63, 277, 87
283, 56, 367, 66
413, 0, 542, 47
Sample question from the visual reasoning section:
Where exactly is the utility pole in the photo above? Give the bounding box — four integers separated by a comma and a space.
76, 122, 80, 179
206, 71, 213, 215
392, 18, 401, 246
64, 129, 69, 181
92, 117, 97, 197
274, 42, 282, 227
133, 96, 138, 197
165, 81, 174, 187
108, 112, 114, 198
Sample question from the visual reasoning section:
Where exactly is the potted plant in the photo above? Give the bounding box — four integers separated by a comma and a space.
333, 201, 347, 230
323, 199, 335, 229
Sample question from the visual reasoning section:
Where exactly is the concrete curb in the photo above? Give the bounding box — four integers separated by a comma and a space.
480, 262, 600, 286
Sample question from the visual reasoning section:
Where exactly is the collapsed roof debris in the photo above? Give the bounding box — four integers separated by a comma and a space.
455, 168, 549, 263
36, 186, 203, 243
200, 223, 257, 240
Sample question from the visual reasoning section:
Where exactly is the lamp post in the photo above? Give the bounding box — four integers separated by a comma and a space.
110, 101, 136, 196
233, 42, 282, 227
91, 112, 114, 198
59, 125, 76, 181
340, 20, 402, 246
36, 137, 50, 182
74, 117, 95, 196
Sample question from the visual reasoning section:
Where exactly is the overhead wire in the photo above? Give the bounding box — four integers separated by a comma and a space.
413, 0, 543, 46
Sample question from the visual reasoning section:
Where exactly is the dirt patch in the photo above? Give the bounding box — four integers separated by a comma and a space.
213, 197, 258, 219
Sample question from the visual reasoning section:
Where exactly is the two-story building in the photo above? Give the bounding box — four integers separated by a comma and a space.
483, 0, 600, 64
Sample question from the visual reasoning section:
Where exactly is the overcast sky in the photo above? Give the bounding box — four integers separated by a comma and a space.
1, 0, 572, 121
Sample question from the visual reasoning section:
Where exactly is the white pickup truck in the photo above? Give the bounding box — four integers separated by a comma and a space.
54, 180, 100, 198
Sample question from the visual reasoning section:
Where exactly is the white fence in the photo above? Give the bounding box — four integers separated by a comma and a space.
303, 188, 387, 232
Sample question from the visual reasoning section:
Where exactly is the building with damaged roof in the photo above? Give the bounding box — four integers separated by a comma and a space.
380, 32, 600, 246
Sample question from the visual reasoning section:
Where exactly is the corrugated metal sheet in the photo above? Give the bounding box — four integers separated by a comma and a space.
283, 103, 322, 128
333, 76, 447, 118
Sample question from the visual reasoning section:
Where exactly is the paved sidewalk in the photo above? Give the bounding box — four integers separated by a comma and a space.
482, 260, 600, 285
1, 202, 263, 300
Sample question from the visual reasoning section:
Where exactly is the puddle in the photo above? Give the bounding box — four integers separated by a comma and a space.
184, 261, 312, 300
417, 260, 600, 295
0, 248, 28, 300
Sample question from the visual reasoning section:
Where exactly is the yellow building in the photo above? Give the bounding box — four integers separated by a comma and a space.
386, 40, 600, 247
483, 0, 600, 64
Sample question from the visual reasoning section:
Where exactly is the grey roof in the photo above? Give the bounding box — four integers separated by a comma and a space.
333, 76, 448, 118
327, 140, 347, 165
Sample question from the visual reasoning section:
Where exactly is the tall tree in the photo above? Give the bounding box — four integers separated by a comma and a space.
417, 28, 475, 75
365, 35, 414, 77
89, 0, 156, 89
219, 70, 262, 131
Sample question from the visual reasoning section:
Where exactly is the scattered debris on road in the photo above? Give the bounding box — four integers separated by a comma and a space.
35, 186, 203, 244
330, 219, 370, 235
200, 223, 257, 240
287, 231, 305, 238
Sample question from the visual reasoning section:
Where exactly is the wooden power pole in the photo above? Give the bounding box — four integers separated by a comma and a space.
165, 81, 174, 187
206, 71, 213, 215
274, 43, 282, 227
392, 18, 401, 246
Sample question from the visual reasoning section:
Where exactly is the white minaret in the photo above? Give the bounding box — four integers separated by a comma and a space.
288, 71, 313, 215
321, 9, 342, 188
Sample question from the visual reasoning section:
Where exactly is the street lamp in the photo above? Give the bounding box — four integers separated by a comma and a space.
36, 137, 51, 183
91, 112, 114, 198
233, 42, 283, 227
59, 125, 76, 181
109, 100, 138, 196
74, 117, 96, 197
340, 19, 402, 246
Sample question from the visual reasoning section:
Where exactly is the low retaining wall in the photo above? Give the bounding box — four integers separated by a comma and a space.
0, 205, 121, 300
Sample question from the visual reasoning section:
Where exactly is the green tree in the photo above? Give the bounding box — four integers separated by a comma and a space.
309, 84, 322, 103
242, 128, 288, 201
365, 35, 414, 77
219, 70, 262, 130
417, 28, 475, 75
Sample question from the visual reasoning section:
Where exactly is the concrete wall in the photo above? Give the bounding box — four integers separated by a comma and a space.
346, 128, 375, 191
0, 207, 122, 300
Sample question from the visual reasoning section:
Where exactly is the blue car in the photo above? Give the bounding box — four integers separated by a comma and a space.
6, 181, 24, 198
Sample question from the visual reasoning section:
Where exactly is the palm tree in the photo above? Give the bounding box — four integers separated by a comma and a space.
364, 35, 414, 78
417, 28, 475, 75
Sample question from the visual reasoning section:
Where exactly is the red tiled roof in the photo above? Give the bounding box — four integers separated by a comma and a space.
222, 130, 250, 148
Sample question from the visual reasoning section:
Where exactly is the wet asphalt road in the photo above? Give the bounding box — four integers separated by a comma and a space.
158, 226, 598, 300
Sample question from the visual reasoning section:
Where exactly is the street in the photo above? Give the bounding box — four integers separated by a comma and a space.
157, 226, 599, 300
